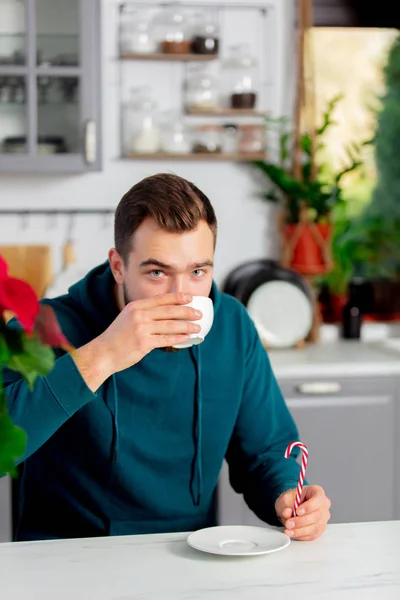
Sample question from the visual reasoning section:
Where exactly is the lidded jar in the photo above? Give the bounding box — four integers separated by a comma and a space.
223, 43, 259, 109
153, 3, 190, 54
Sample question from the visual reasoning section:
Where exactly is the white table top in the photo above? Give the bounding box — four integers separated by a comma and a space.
269, 341, 400, 379
0, 521, 399, 599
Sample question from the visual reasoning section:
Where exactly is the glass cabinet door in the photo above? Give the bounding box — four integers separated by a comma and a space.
0, 0, 28, 155
0, 0, 101, 172
36, 0, 80, 68
0, 0, 26, 66
35, 0, 81, 157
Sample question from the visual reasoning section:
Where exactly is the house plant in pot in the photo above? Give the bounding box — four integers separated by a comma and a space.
316, 215, 354, 322
0, 254, 72, 475
252, 95, 363, 277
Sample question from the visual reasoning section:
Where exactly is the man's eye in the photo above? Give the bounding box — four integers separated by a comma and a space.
193, 269, 204, 277
150, 270, 164, 278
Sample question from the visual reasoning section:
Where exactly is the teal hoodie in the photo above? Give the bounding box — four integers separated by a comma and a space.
3, 262, 302, 541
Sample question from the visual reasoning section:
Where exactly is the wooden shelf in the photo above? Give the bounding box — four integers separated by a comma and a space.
123, 152, 265, 161
120, 53, 218, 62
185, 108, 268, 117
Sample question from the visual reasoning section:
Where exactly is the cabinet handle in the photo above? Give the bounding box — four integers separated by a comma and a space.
84, 119, 96, 164
295, 382, 342, 395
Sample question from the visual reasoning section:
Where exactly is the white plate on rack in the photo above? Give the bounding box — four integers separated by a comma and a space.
247, 280, 313, 348
187, 525, 290, 557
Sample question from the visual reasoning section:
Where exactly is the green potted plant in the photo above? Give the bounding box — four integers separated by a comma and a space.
253, 95, 363, 276
316, 214, 355, 321
0, 254, 72, 475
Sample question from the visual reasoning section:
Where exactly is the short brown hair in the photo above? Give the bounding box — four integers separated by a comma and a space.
114, 173, 217, 261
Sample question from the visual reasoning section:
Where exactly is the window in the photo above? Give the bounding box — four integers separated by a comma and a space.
312, 27, 397, 214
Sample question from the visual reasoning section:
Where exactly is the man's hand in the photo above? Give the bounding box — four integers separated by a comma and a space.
72, 292, 202, 391
275, 485, 331, 541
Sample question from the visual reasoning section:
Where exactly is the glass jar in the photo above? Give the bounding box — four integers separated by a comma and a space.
221, 123, 238, 154
153, 4, 190, 54
185, 65, 218, 111
192, 125, 221, 154
223, 44, 259, 109
123, 87, 161, 155
160, 113, 190, 154
238, 125, 265, 154
190, 10, 219, 55
119, 7, 157, 55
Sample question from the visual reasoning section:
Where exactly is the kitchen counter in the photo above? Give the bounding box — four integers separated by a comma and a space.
0, 522, 399, 599
269, 340, 400, 379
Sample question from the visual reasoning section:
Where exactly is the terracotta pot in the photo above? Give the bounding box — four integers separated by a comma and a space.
283, 222, 332, 276
330, 294, 347, 323
318, 289, 347, 324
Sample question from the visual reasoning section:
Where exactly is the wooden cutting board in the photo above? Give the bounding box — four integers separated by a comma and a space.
0, 245, 52, 298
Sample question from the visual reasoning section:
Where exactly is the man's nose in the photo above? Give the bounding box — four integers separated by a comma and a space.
169, 275, 186, 294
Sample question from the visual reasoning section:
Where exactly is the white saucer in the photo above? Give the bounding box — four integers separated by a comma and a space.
187, 525, 290, 557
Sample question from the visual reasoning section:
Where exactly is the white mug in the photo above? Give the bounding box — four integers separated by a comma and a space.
173, 296, 214, 349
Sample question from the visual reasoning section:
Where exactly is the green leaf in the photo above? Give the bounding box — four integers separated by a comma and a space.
0, 333, 11, 364
5, 333, 55, 390
0, 319, 24, 354
0, 392, 26, 476
34, 304, 74, 351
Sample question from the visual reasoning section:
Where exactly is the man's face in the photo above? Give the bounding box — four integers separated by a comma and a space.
111, 218, 215, 304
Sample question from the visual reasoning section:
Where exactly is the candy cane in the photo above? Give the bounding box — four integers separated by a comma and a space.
284, 442, 309, 517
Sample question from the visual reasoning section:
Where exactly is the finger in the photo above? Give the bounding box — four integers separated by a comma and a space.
149, 304, 202, 321
285, 510, 320, 532
151, 333, 191, 349
149, 320, 201, 335
132, 292, 193, 310
287, 522, 328, 541
285, 510, 331, 539
296, 493, 326, 516
284, 522, 319, 540
279, 507, 294, 523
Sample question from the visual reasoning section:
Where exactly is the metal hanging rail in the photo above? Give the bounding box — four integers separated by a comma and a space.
0, 209, 115, 216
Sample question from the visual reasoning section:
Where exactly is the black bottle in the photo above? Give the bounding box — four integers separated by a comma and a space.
341, 298, 362, 339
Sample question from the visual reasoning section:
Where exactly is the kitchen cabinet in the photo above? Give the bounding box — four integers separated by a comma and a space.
0, 476, 11, 543
0, 0, 101, 173
218, 375, 400, 526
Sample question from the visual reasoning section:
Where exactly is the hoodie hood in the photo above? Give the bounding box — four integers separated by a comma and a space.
66, 261, 221, 507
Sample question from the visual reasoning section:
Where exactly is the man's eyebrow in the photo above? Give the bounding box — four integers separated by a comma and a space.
139, 259, 214, 270
139, 258, 172, 270
189, 260, 214, 269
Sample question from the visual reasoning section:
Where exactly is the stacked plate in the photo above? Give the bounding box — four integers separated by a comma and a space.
223, 260, 314, 349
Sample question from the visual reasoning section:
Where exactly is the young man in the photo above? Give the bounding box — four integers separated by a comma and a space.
4, 174, 331, 542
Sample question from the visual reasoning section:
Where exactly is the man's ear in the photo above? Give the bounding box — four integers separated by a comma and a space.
108, 248, 124, 285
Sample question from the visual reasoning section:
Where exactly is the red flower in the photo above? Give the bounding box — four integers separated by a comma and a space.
0, 254, 39, 332
34, 304, 74, 351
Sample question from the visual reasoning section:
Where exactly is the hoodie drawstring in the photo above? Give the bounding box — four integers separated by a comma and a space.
105, 376, 120, 480
111, 376, 120, 464
190, 345, 203, 506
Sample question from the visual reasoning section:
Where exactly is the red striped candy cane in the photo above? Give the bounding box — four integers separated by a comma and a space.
284, 442, 309, 517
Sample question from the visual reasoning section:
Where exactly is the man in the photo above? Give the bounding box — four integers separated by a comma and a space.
4, 173, 331, 542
